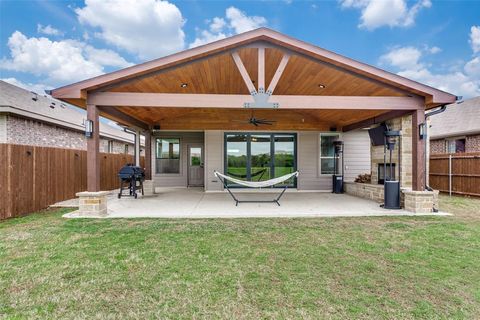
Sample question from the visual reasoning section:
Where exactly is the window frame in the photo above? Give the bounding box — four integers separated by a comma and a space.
445, 136, 466, 154
155, 137, 182, 175
318, 133, 342, 176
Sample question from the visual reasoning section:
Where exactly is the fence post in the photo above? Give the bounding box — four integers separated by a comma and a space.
448, 154, 452, 197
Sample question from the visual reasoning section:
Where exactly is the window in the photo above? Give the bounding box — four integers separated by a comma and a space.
446, 138, 466, 153
124, 144, 129, 154
319, 134, 340, 175
156, 138, 180, 174
107, 140, 114, 153
224, 133, 296, 187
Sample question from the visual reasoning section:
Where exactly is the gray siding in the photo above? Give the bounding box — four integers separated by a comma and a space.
152, 132, 204, 188
343, 130, 371, 182
205, 130, 224, 191
297, 132, 331, 190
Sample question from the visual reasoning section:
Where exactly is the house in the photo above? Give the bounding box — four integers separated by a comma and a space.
0, 80, 143, 155
429, 97, 480, 154
50, 28, 456, 215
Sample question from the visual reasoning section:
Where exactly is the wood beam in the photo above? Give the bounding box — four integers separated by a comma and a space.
342, 110, 411, 132
412, 109, 426, 191
134, 129, 141, 167
86, 104, 100, 192
89, 92, 424, 110
144, 130, 152, 180
266, 53, 290, 95
258, 47, 265, 92
231, 51, 257, 95
97, 106, 149, 130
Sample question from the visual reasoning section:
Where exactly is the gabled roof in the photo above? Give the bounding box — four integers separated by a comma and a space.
429, 97, 480, 139
0, 80, 136, 143
52, 27, 456, 108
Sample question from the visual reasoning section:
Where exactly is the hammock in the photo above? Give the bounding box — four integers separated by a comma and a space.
214, 170, 299, 206
227, 168, 267, 181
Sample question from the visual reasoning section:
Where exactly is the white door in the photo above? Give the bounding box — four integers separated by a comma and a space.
188, 145, 204, 186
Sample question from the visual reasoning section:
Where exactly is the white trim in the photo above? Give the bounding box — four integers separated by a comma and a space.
318, 132, 342, 177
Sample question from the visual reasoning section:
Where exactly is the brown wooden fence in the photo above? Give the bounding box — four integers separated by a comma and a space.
429, 152, 480, 197
0, 144, 144, 220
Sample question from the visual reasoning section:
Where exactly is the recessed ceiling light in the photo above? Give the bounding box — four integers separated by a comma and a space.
318, 84, 326, 89
180, 83, 188, 88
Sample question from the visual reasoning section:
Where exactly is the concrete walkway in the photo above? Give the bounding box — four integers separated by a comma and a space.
61, 187, 450, 218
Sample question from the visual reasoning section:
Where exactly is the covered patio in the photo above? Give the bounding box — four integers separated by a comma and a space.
51, 28, 456, 217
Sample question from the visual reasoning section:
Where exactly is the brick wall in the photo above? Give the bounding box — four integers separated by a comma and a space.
5, 115, 137, 155
370, 115, 412, 188
466, 134, 480, 152
430, 139, 445, 154
430, 134, 480, 154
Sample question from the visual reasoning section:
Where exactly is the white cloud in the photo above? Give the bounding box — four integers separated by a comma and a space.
339, 0, 431, 30
427, 46, 441, 54
380, 46, 423, 70
0, 31, 132, 86
379, 45, 480, 98
189, 7, 267, 48
226, 7, 267, 34
1, 77, 52, 94
470, 26, 480, 54
75, 0, 185, 60
37, 24, 63, 36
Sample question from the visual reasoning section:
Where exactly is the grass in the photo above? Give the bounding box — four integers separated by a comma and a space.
1, 195, 480, 319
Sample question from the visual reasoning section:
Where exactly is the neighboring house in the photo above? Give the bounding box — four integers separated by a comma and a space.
429, 97, 480, 154
0, 80, 142, 154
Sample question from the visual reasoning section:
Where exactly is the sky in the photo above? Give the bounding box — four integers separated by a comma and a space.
0, 0, 479, 99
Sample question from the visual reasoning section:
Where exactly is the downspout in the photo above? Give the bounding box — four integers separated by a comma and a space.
424, 97, 461, 191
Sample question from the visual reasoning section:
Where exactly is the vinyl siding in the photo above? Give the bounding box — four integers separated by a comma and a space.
343, 130, 371, 182
205, 130, 224, 191
152, 132, 204, 188
297, 132, 331, 190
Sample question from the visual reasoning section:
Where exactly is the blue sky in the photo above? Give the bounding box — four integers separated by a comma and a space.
1, 0, 479, 98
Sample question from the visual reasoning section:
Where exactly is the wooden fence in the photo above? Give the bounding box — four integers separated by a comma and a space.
429, 152, 480, 197
0, 144, 145, 220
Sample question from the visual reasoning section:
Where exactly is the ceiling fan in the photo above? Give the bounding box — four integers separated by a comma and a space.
232, 111, 276, 126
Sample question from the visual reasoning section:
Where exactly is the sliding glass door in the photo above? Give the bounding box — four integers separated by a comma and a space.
224, 133, 297, 187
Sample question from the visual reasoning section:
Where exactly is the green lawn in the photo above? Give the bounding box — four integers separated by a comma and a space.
1, 195, 480, 319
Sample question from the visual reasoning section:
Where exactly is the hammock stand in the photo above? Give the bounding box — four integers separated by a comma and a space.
214, 171, 299, 206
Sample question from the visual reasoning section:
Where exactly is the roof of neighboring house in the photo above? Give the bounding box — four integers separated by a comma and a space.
429, 96, 480, 139
0, 80, 137, 144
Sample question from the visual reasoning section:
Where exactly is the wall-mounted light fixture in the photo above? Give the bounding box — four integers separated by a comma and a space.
85, 119, 93, 138
419, 123, 426, 140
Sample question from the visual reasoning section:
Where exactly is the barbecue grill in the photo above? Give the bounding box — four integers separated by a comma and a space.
118, 164, 145, 199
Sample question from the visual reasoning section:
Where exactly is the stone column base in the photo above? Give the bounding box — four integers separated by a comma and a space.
76, 191, 109, 217
143, 180, 155, 196
403, 189, 439, 213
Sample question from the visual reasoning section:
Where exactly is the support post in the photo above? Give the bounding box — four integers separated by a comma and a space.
134, 129, 141, 167
412, 108, 426, 191
86, 103, 100, 192
144, 129, 152, 180
258, 47, 265, 93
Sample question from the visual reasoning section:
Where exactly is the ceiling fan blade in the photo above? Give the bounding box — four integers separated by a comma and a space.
256, 120, 276, 124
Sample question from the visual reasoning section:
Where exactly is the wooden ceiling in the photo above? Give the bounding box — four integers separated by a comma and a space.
114, 106, 387, 131
109, 48, 406, 97
101, 46, 410, 130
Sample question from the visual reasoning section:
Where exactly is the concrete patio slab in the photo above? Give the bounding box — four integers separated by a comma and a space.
61, 187, 451, 219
